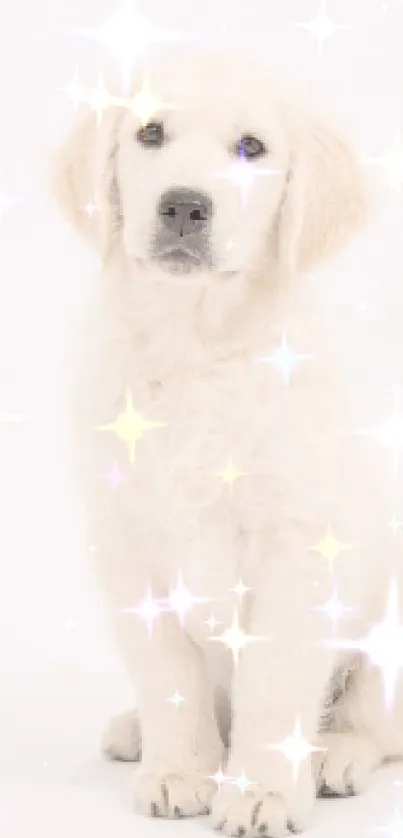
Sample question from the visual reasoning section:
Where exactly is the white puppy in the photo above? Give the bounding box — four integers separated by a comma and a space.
53, 48, 402, 837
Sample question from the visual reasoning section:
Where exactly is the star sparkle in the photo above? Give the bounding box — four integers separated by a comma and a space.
356, 390, 403, 475
256, 331, 313, 386
75, 3, 189, 95
95, 387, 166, 464
0, 192, 25, 223
213, 156, 282, 209
293, 0, 352, 56
230, 769, 258, 794
166, 571, 211, 627
229, 579, 252, 600
388, 515, 403, 535
123, 586, 163, 637
214, 458, 248, 494
264, 717, 326, 781
209, 608, 267, 668
106, 460, 125, 492
311, 586, 358, 633
365, 130, 403, 195
309, 524, 354, 574
82, 198, 99, 219
209, 766, 232, 788
204, 614, 221, 632
325, 577, 403, 710
168, 690, 185, 709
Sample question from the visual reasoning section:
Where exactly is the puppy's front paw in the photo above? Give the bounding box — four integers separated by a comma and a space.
132, 765, 216, 818
211, 782, 313, 838
314, 731, 382, 798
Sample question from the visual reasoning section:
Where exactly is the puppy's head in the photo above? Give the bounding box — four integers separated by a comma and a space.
54, 50, 368, 285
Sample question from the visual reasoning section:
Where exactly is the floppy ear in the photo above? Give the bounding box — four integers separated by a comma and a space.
277, 113, 369, 276
52, 106, 124, 258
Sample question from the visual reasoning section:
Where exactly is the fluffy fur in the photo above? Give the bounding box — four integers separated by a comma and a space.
53, 49, 402, 837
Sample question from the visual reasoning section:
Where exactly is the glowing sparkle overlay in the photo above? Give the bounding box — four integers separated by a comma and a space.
312, 587, 358, 633
365, 130, 403, 196
356, 390, 403, 475
264, 718, 326, 781
256, 332, 313, 386
74, 2, 190, 95
293, 0, 352, 56
209, 608, 267, 667
60, 70, 180, 127
309, 524, 354, 575
324, 578, 403, 710
214, 458, 248, 494
214, 154, 283, 210
95, 387, 166, 463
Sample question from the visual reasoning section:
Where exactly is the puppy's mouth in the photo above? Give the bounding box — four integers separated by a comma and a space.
153, 245, 212, 274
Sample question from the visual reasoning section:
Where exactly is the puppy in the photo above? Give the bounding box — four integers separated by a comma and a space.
53, 48, 400, 837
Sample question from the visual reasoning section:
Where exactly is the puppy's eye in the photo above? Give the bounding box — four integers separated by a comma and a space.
137, 121, 165, 148
234, 134, 267, 160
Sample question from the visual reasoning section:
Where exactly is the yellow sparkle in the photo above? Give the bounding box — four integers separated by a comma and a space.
120, 75, 175, 126
95, 387, 166, 463
209, 608, 266, 667
309, 524, 354, 574
214, 458, 248, 494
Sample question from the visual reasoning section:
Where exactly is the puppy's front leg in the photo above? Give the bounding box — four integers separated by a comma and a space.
212, 530, 336, 837
99, 542, 223, 819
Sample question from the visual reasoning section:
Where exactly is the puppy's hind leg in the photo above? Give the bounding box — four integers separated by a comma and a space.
314, 655, 403, 797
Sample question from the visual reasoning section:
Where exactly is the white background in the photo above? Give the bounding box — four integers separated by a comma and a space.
1, 1, 403, 836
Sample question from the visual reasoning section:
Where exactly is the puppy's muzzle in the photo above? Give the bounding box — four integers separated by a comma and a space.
152, 187, 213, 273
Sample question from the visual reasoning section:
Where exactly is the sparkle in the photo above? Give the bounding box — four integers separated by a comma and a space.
214, 458, 248, 494
365, 130, 403, 196
311, 587, 358, 633
309, 524, 354, 574
123, 586, 162, 637
0, 411, 25, 423
214, 156, 282, 209
325, 577, 403, 710
0, 192, 25, 223
85, 72, 118, 124
230, 769, 258, 794
96, 387, 166, 464
106, 460, 125, 491
264, 718, 326, 781
204, 614, 221, 632
121, 74, 179, 126
166, 571, 211, 627
229, 579, 252, 600
168, 690, 185, 709
356, 390, 403, 475
209, 766, 232, 788
388, 515, 403, 535
294, 0, 352, 56
209, 608, 267, 668
64, 616, 79, 633
76, 3, 188, 95
376, 806, 403, 838
256, 332, 313, 386
58, 68, 87, 111
82, 198, 99, 218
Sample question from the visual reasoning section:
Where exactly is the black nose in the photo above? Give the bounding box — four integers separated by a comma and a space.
158, 188, 213, 237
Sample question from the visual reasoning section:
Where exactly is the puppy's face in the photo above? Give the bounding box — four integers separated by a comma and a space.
117, 58, 290, 278
55, 50, 368, 286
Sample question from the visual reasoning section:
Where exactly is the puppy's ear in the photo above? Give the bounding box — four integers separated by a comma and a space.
277, 113, 369, 276
52, 107, 123, 258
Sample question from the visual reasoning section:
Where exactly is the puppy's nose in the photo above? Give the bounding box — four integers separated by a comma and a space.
158, 188, 213, 237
